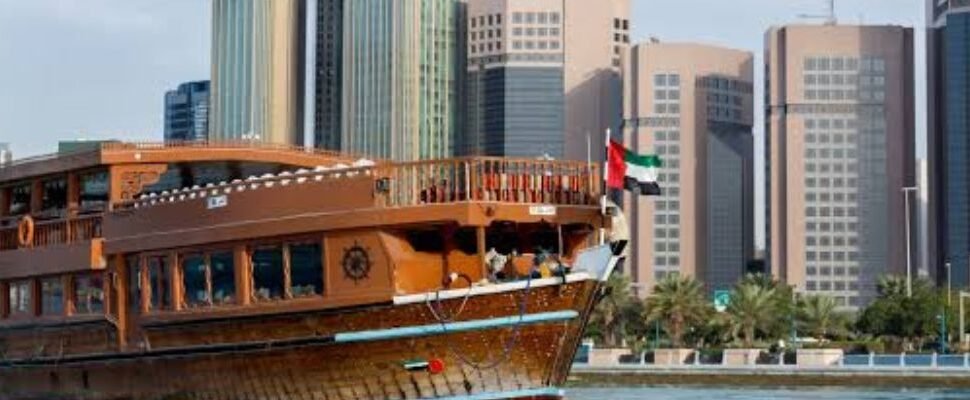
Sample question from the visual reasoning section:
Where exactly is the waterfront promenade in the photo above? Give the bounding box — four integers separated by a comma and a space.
569, 358, 970, 388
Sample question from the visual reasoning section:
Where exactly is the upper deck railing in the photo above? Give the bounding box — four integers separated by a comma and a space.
0, 213, 103, 252
117, 157, 602, 211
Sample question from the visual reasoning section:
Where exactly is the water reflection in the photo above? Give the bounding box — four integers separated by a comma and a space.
567, 387, 970, 400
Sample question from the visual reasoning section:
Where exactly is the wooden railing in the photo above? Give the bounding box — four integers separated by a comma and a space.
0, 214, 103, 252
375, 158, 601, 208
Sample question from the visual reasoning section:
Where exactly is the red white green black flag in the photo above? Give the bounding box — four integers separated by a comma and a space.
606, 139, 662, 196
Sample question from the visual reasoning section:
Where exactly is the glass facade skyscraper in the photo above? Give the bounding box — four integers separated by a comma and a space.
210, 0, 305, 145
315, 0, 459, 161
928, 0, 970, 288
164, 81, 210, 142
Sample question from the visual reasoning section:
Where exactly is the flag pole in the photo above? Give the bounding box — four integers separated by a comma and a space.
600, 128, 611, 244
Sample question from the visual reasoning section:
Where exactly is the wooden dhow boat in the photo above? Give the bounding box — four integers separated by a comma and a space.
0, 141, 626, 400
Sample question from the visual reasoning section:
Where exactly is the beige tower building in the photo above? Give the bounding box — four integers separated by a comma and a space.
766, 25, 915, 308
563, 0, 630, 162
623, 42, 755, 295
210, 0, 306, 145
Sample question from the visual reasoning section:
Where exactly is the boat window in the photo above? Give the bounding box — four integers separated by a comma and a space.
41, 177, 68, 213
182, 254, 208, 307
74, 273, 105, 315
407, 229, 445, 253
41, 278, 64, 316
290, 243, 323, 297
126, 255, 142, 314
79, 170, 109, 212
9, 280, 31, 315
9, 183, 31, 216
210, 251, 235, 305
147, 256, 171, 311
252, 247, 285, 301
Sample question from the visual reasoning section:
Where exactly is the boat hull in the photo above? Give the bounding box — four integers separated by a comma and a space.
0, 279, 599, 400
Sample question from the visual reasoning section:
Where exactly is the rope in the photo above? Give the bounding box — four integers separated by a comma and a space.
425, 267, 537, 370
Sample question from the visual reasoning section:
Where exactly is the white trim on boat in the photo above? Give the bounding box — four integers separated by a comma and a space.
393, 272, 594, 306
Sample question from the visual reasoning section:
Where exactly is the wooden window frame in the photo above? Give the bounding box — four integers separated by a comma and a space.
178, 248, 235, 310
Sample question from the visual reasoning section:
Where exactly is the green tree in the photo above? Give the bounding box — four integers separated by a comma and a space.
644, 275, 709, 348
857, 276, 942, 351
588, 274, 636, 347
734, 274, 797, 343
727, 280, 778, 347
797, 295, 849, 342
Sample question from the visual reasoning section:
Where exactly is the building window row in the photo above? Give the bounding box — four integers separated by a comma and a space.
511, 11, 561, 25
804, 56, 885, 73
469, 13, 503, 28
512, 26, 560, 37
511, 40, 561, 51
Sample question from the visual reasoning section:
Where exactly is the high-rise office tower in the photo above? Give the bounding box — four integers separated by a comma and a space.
210, 0, 306, 145
622, 42, 755, 296
314, 0, 344, 152
463, 0, 565, 157
460, 0, 628, 160
563, 0, 630, 162
164, 81, 211, 142
766, 25, 915, 308
928, 0, 970, 288
315, 0, 459, 161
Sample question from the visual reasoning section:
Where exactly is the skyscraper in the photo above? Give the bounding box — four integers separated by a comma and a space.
563, 0, 630, 162
315, 0, 460, 161
623, 42, 755, 295
766, 24, 915, 308
314, 0, 344, 152
460, 0, 628, 160
463, 0, 565, 158
164, 80, 210, 142
210, 0, 306, 145
928, 0, 970, 288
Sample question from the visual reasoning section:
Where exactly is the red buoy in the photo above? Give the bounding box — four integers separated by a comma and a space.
427, 358, 445, 374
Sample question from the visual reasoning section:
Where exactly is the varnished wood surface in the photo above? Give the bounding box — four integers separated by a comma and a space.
0, 280, 599, 400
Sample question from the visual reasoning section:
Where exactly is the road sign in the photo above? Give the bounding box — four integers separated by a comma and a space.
714, 290, 731, 313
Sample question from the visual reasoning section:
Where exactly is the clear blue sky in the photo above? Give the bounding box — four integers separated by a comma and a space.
0, 0, 925, 247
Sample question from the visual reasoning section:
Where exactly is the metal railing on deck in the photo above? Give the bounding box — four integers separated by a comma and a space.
0, 214, 103, 251
376, 158, 601, 208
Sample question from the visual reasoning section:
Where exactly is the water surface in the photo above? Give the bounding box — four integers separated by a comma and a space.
567, 387, 970, 400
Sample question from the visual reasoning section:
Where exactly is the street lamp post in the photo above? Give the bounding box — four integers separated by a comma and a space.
902, 186, 917, 297
961, 292, 970, 350
946, 262, 952, 307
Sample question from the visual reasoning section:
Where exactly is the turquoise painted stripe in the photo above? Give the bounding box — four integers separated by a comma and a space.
419, 387, 563, 400
334, 310, 578, 343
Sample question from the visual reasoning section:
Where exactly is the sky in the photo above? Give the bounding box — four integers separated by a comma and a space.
0, 0, 927, 247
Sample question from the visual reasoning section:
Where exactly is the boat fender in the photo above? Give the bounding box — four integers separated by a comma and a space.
17, 215, 34, 248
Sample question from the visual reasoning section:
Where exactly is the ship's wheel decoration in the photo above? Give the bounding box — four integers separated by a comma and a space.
342, 242, 372, 283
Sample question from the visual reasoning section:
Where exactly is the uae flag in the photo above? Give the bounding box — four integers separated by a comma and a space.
606, 140, 661, 195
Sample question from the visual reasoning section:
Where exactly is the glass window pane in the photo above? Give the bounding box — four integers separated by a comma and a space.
127, 255, 142, 313
253, 247, 284, 301
10, 280, 31, 314
290, 243, 323, 297
74, 273, 105, 315
42, 278, 64, 316
147, 256, 170, 311
182, 255, 209, 307
210, 252, 235, 305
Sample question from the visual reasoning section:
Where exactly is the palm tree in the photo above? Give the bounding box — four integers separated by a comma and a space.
727, 281, 778, 347
644, 275, 709, 348
797, 295, 847, 341
589, 274, 635, 347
